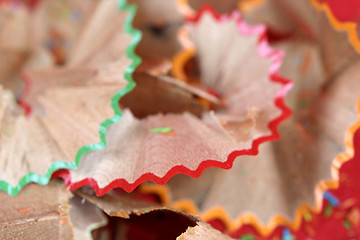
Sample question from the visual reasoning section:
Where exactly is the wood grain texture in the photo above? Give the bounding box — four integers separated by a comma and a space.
187, 11, 280, 144
120, 73, 208, 118
0, 89, 67, 186
0, 0, 130, 189
176, 222, 232, 240
165, 35, 360, 224
24, 68, 97, 113
38, 83, 122, 161
242, 0, 359, 81
75, 188, 161, 218
69, 0, 131, 70
69, 9, 283, 191
30, 0, 98, 65
0, 180, 73, 239
0, 69, 125, 185
75, 188, 218, 240
69, 195, 107, 240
